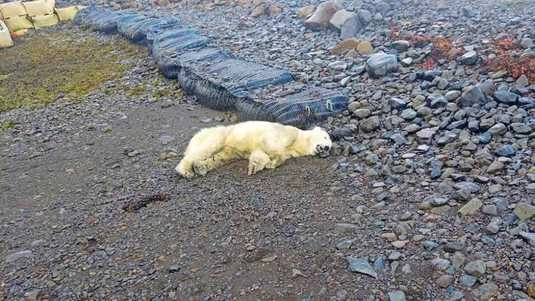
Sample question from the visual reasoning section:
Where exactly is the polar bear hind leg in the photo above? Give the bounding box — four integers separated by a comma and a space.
176, 127, 228, 178
248, 149, 271, 175
193, 148, 237, 176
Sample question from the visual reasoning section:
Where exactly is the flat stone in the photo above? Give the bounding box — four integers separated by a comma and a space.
474, 282, 499, 300
391, 40, 410, 52
347, 257, 378, 278
461, 50, 478, 65
5, 250, 33, 263
458, 85, 486, 107
459, 274, 477, 287
494, 90, 519, 104
297, 5, 316, 19
458, 198, 483, 216
513, 203, 535, 220
464, 260, 486, 276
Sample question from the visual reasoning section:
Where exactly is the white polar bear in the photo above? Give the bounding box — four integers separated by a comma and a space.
175, 121, 332, 178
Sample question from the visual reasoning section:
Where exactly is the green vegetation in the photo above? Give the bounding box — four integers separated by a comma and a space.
0, 30, 145, 112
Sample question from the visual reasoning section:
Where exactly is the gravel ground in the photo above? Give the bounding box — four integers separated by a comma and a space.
2, 0, 535, 300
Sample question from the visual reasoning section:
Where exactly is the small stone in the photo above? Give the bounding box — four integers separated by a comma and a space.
513, 203, 535, 220
388, 290, 406, 301
461, 50, 478, 65
400, 108, 417, 120
458, 198, 483, 216
459, 274, 477, 287
347, 257, 377, 278
495, 144, 516, 157
488, 123, 507, 135
388, 251, 402, 260
391, 40, 410, 52
464, 260, 486, 276
168, 264, 181, 273
431, 258, 451, 270
494, 90, 519, 104
486, 161, 504, 174
481, 205, 498, 216
391, 240, 408, 248
458, 85, 486, 107
474, 282, 498, 300
401, 57, 413, 66
436, 275, 453, 288
360, 116, 380, 132
416, 127, 437, 142
356, 40, 373, 55
445, 90, 461, 101
365, 52, 399, 78
336, 239, 354, 250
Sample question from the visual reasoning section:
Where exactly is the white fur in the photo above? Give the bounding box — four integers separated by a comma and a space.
175, 121, 332, 177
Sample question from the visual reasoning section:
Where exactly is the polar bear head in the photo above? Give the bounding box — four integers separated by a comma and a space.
305, 127, 332, 157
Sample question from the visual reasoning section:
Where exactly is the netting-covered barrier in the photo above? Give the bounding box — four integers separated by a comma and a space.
7, 4, 348, 128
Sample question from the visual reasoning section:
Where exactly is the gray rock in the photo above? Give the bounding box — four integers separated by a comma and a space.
494, 90, 519, 104
486, 161, 504, 173
488, 123, 507, 135
389, 97, 407, 109
445, 90, 461, 101
336, 239, 354, 250
510, 122, 532, 134
520, 37, 533, 49
460, 51, 478, 65
464, 260, 486, 276
347, 257, 378, 278
360, 116, 380, 132
391, 40, 410, 52
357, 9, 372, 25
365, 52, 399, 78
329, 9, 356, 30
340, 15, 365, 39
353, 108, 372, 119
474, 282, 499, 300
400, 108, 417, 120
388, 290, 406, 301
458, 86, 486, 107
431, 258, 451, 270
416, 127, 437, 141
459, 274, 477, 287
458, 198, 483, 216
495, 144, 516, 157
5, 250, 33, 263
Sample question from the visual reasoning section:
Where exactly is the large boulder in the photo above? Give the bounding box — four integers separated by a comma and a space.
305, 0, 343, 29
365, 52, 399, 78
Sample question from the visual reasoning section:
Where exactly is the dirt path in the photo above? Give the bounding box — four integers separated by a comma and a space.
1, 96, 422, 300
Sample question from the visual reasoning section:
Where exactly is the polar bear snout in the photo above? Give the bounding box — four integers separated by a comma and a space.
315, 144, 331, 158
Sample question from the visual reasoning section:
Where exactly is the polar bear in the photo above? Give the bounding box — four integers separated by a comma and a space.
175, 121, 332, 178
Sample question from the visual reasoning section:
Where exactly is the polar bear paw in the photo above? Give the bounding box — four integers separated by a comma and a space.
248, 150, 271, 175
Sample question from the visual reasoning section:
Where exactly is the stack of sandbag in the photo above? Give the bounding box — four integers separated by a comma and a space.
0, 1, 33, 32
0, 19, 14, 47
23, 0, 57, 28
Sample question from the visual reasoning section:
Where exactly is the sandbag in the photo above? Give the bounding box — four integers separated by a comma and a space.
178, 58, 294, 110
159, 47, 232, 79
31, 13, 58, 28
0, 19, 14, 48
235, 87, 348, 128
0, 2, 27, 18
122, 17, 180, 45
4, 15, 33, 31
151, 33, 208, 62
23, 0, 54, 17
55, 6, 82, 21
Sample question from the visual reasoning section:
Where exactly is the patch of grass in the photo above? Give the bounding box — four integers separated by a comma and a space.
0, 30, 145, 112
0, 120, 15, 131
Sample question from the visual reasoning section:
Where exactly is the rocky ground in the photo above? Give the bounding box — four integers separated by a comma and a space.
2, 0, 535, 300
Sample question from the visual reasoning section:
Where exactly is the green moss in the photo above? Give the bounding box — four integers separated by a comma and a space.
0, 30, 145, 112
0, 120, 15, 131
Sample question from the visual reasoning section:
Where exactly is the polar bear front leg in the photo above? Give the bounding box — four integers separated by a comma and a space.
248, 150, 271, 175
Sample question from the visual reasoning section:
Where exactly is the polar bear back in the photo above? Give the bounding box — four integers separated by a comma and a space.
224, 121, 300, 154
